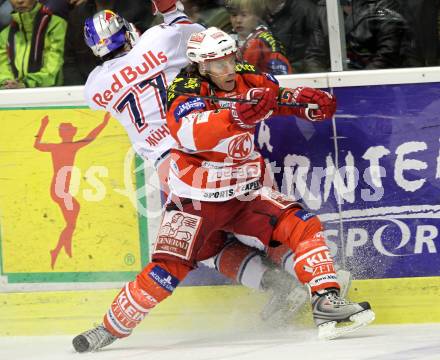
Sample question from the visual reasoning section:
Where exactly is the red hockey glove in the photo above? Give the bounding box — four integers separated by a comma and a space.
152, 0, 178, 14
230, 88, 278, 128
281, 87, 336, 121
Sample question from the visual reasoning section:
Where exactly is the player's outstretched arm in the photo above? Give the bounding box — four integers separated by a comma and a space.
278, 87, 336, 121
34, 116, 55, 152
167, 92, 247, 151
230, 88, 278, 129
152, 0, 182, 15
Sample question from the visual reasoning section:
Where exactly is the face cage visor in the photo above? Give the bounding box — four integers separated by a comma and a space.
200, 53, 237, 78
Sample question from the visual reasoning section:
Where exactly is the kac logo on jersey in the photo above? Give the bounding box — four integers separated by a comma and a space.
174, 97, 206, 121
228, 133, 253, 160
148, 265, 179, 293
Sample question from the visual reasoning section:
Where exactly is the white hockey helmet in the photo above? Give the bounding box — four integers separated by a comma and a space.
186, 27, 238, 64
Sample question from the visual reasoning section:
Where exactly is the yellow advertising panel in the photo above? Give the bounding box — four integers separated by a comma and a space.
0, 108, 148, 285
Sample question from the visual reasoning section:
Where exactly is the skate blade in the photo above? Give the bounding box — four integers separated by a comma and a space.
317, 309, 375, 340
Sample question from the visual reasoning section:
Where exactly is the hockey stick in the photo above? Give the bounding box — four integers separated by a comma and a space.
169, 88, 320, 109
147, 80, 319, 110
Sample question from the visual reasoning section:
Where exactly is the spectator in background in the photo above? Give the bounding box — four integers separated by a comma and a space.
404, 0, 440, 66
63, 0, 154, 85
225, 0, 292, 75
264, 0, 318, 73
0, 0, 13, 30
0, 0, 67, 89
305, 0, 422, 72
40, 0, 87, 19
179, 0, 232, 32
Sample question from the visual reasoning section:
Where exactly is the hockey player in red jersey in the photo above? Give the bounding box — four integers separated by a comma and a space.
226, 0, 292, 75
73, 24, 373, 351
73, 1, 348, 353
161, 27, 374, 340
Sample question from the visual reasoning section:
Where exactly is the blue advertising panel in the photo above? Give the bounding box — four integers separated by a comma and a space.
331, 84, 440, 279
261, 83, 440, 279
184, 82, 440, 285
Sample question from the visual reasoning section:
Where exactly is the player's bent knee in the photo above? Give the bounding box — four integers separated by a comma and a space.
274, 209, 339, 292
215, 242, 258, 279
274, 208, 325, 251
215, 241, 266, 288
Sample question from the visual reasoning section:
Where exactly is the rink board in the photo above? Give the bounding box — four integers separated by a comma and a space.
0, 108, 151, 285
1, 276, 440, 336
260, 81, 440, 279
1, 75, 440, 289
1, 68, 440, 334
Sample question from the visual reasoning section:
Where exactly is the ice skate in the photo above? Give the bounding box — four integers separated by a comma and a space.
72, 324, 117, 353
260, 268, 308, 325
312, 289, 375, 340
260, 268, 352, 326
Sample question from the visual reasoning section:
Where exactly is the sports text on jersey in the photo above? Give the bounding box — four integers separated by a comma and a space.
93, 50, 168, 107
202, 180, 260, 200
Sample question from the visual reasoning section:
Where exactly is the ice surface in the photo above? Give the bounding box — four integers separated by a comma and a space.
1, 324, 440, 360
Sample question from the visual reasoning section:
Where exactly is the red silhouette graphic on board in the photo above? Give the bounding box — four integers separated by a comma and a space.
34, 113, 110, 269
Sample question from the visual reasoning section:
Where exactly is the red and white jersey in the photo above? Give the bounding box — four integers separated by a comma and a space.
84, 13, 203, 167
166, 65, 303, 201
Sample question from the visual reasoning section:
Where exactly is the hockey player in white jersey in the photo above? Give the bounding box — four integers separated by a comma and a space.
74, 1, 351, 353
83, 2, 197, 171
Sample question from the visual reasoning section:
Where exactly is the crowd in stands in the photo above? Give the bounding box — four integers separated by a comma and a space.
0, 0, 438, 89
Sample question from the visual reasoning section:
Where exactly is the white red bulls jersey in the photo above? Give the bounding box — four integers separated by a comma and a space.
84, 14, 204, 167
166, 65, 302, 201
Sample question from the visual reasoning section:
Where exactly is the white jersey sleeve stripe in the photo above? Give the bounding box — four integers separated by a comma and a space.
293, 246, 329, 265
176, 115, 197, 150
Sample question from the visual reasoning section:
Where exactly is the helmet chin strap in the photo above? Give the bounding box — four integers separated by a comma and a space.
124, 21, 140, 47
111, 33, 135, 59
